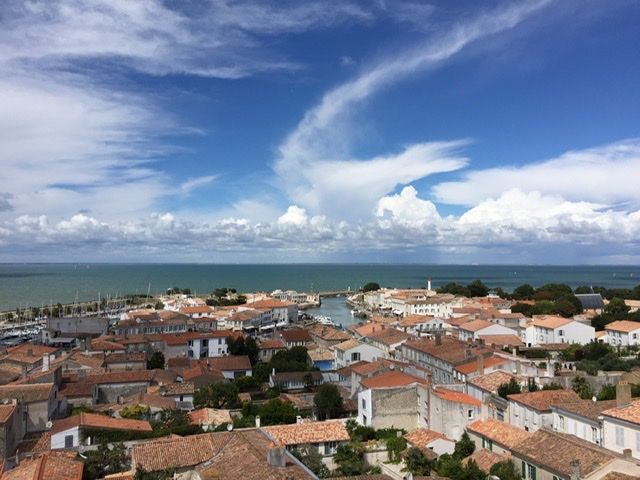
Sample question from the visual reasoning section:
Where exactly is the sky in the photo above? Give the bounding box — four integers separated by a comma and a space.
0, 0, 639, 264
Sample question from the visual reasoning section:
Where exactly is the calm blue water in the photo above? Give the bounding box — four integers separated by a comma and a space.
0, 263, 639, 311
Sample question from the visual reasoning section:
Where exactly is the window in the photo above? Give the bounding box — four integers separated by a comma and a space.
325, 441, 338, 454
616, 426, 625, 447
636, 432, 640, 451
64, 435, 74, 448
482, 438, 493, 451
467, 409, 474, 420
362, 398, 366, 410
592, 426, 598, 444
351, 352, 361, 362
558, 415, 565, 431
558, 330, 564, 337
527, 463, 537, 480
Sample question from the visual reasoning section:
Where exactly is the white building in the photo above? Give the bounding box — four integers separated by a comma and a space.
523, 315, 595, 347
428, 387, 482, 440
333, 339, 383, 370
508, 389, 581, 432
457, 319, 518, 342
602, 383, 640, 459
604, 320, 640, 347
552, 399, 616, 447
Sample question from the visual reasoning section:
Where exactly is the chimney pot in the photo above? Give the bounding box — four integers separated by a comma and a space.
617, 381, 632, 408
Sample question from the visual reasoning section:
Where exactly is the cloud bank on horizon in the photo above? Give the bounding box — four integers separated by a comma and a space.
0, 0, 639, 264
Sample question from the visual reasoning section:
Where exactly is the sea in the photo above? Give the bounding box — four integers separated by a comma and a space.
1, 263, 639, 312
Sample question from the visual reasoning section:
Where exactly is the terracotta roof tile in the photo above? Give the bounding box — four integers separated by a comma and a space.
462, 449, 510, 472
0, 405, 15, 424
432, 388, 481, 407
468, 371, 516, 393
605, 320, 640, 333
459, 319, 494, 332
361, 371, 427, 389
280, 328, 313, 343
555, 399, 618, 422
263, 420, 350, 445
188, 408, 232, 426
0, 383, 54, 403
334, 339, 363, 351
51, 412, 152, 435
404, 428, 452, 448
511, 429, 614, 478
0, 451, 83, 480
455, 355, 509, 375
467, 419, 532, 449
307, 348, 334, 362
366, 328, 411, 346
258, 339, 286, 350
530, 315, 572, 329
477, 334, 523, 347
306, 324, 351, 342
508, 389, 580, 412
205, 355, 251, 371
602, 398, 640, 425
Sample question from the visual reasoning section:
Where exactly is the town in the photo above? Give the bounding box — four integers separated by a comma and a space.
0, 280, 639, 480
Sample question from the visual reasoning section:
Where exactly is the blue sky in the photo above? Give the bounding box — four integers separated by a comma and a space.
1, 0, 639, 263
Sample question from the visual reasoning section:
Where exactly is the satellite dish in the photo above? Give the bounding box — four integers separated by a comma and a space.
227, 423, 234, 431
46, 421, 53, 429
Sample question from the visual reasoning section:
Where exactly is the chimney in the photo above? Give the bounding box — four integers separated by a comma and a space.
476, 355, 484, 376
255, 415, 261, 428
623, 448, 632, 460
296, 415, 303, 424
21, 365, 27, 380
42, 354, 50, 372
617, 381, 632, 408
435, 332, 442, 346
267, 447, 287, 467
569, 459, 581, 480
512, 347, 517, 356
465, 347, 472, 359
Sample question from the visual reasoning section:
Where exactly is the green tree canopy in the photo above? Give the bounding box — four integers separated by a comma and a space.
512, 284, 535, 300
194, 382, 241, 409
147, 351, 165, 370
314, 384, 344, 420
489, 460, 522, 480
83, 442, 129, 480
403, 447, 433, 476
258, 398, 298, 426
497, 378, 522, 399
467, 280, 489, 297
453, 432, 475, 460
334, 443, 366, 476
362, 282, 381, 292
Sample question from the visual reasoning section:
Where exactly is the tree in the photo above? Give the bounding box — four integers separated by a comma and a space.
258, 398, 298, 425
605, 297, 631, 317
467, 280, 489, 298
403, 447, 433, 476
512, 284, 535, 300
453, 432, 475, 460
534, 283, 573, 301
314, 384, 343, 420
134, 468, 175, 480
572, 376, 594, 399
459, 459, 486, 480
597, 383, 616, 400
554, 294, 583, 318
527, 378, 539, 392
386, 436, 407, 463
362, 282, 380, 292
497, 378, 522, 399
541, 382, 563, 391
83, 442, 129, 480
437, 282, 470, 297
119, 404, 150, 420
291, 445, 330, 477
147, 351, 165, 370
490, 460, 522, 480
435, 454, 464, 478
194, 382, 241, 409
334, 443, 365, 476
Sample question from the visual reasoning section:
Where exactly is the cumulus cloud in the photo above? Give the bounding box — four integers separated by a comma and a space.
433, 138, 640, 207
274, 0, 551, 219
376, 186, 441, 227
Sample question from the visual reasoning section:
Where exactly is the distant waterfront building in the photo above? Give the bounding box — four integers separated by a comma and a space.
271, 289, 319, 305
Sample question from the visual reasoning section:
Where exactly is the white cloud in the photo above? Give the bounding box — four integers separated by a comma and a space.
180, 176, 218, 195
278, 205, 309, 226
376, 186, 441, 227
433, 138, 640, 207
274, 0, 551, 219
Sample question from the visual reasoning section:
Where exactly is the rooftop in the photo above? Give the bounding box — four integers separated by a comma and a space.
0, 383, 54, 403
462, 448, 511, 473
508, 389, 581, 412
455, 355, 509, 375
263, 420, 350, 445
307, 324, 351, 342
307, 348, 335, 362
554, 399, 618, 422
458, 319, 494, 332
511, 429, 615, 478
0, 451, 83, 480
334, 338, 363, 351
206, 355, 252, 371
361, 370, 427, 390
432, 388, 481, 407
402, 337, 493, 365
602, 398, 640, 425
477, 334, 524, 347
404, 428, 452, 448
467, 419, 532, 449
280, 328, 313, 343
468, 370, 517, 393
605, 320, 640, 333
366, 327, 411, 346
530, 315, 573, 329
132, 430, 314, 479
51, 412, 152, 434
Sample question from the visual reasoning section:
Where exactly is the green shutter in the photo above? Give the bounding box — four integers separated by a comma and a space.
522, 462, 526, 477
531, 465, 537, 480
